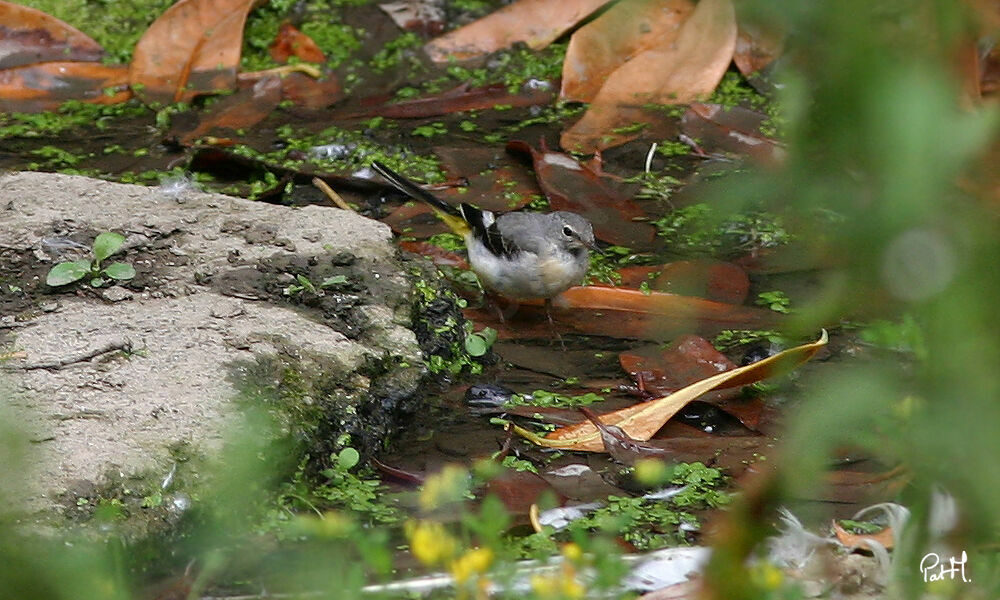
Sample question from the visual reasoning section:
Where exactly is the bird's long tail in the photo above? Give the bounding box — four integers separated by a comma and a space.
371, 161, 473, 237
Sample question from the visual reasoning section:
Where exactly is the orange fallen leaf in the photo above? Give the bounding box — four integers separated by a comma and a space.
464, 284, 778, 341
129, 0, 256, 105
423, 0, 611, 62
560, 0, 695, 103
832, 521, 895, 552
514, 330, 827, 452
552, 286, 772, 322
561, 0, 737, 153
0, 61, 130, 112
0, 1, 104, 69
269, 22, 326, 64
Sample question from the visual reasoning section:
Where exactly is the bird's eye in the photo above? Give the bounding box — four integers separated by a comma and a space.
562, 225, 573, 237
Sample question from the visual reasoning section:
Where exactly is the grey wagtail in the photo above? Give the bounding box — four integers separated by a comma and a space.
371, 161, 600, 304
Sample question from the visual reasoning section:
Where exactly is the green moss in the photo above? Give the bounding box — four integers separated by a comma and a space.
411, 122, 447, 138
534, 462, 733, 552
653, 203, 792, 257
0, 100, 150, 139
369, 32, 424, 73
300, 21, 363, 68
450, 0, 491, 14
224, 123, 444, 183
708, 71, 769, 110
241, 0, 364, 71
427, 232, 466, 252
585, 244, 656, 286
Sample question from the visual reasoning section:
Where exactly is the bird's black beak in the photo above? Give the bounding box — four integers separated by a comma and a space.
585, 239, 605, 256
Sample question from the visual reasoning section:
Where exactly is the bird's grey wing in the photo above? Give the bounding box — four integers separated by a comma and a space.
493, 212, 550, 255
458, 203, 517, 258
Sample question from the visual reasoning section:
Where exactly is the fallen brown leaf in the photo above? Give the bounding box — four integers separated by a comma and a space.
129, 0, 256, 105
269, 22, 326, 64
560, 0, 695, 103
423, 0, 611, 62
832, 521, 895, 552
561, 0, 737, 153
732, 21, 782, 77
0, 1, 104, 69
514, 330, 826, 452
0, 61, 130, 112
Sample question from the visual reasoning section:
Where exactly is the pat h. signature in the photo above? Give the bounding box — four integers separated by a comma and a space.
920, 551, 970, 583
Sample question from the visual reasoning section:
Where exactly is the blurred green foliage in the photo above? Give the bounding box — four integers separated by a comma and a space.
700, 0, 1000, 597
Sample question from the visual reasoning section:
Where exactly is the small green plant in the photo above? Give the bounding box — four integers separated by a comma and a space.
509, 390, 605, 408
463, 326, 497, 357
283, 274, 349, 296
45, 232, 136, 288
712, 329, 783, 351
755, 290, 791, 313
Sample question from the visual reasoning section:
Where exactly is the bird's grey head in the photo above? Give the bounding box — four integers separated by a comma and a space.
550, 211, 598, 254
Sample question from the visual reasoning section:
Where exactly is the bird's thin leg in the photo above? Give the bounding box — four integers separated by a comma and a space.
544, 298, 566, 350
483, 290, 519, 324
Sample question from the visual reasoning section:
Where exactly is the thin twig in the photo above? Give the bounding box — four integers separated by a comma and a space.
18, 338, 132, 370
312, 177, 356, 212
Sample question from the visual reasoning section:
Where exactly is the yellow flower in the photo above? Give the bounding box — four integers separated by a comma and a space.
419, 464, 470, 511
405, 520, 457, 566
633, 458, 670, 486
450, 547, 494, 584
750, 562, 784, 591
530, 564, 585, 600
561, 542, 583, 564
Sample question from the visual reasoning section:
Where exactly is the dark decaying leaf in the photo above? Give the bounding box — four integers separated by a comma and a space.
269, 22, 326, 64
172, 77, 282, 146
423, 0, 611, 62
611, 261, 750, 305
507, 140, 657, 248
332, 82, 555, 120
398, 241, 470, 269
370, 456, 425, 486
435, 147, 541, 212
130, 0, 256, 105
0, 1, 104, 69
561, 0, 737, 152
680, 103, 785, 164
484, 468, 564, 516
619, 335, 766, 431
0, 61, 131, 112
381, 202, 445, 238
187, 147, 379, 196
